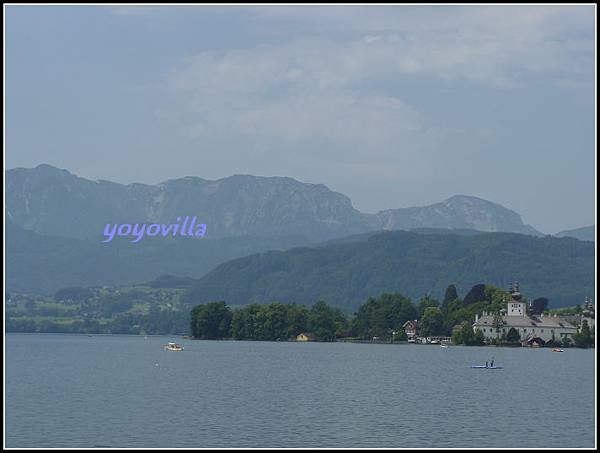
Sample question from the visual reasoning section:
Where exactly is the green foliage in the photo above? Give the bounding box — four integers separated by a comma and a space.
54, 287, 93, 303
394, 329, 408, 341
492, 312, 504, 334
185, 231, 594, 310
6, 219, 308, 295
308, 301, 339, 342
463, 284, 487, 306
506, 327, 521, 344
145, 275, 197, 289
443, 284, 458, 305
530, 297, 549, 315
352, 293, 416, 340
195, 294, 415, 342
441, 284, 459, 314
231, 303, 309, 341
6, 286, 189, 335
190, 301, 232, 339
484, 286, 512, 310
451, 321, 485, 346
419, 307, 444, 336
417, 296, 439, 318
473, 328, 485, 346
561, 336, 573, 347
572, 320, 594, 348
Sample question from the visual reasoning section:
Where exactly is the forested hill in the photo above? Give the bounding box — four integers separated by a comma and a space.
184, 230, 594, 310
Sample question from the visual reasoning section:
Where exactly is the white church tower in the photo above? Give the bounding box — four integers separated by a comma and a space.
507, 282, 526, 317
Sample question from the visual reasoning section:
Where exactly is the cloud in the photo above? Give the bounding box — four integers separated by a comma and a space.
107, 6, 165, 17
153, 4, 594, 202
161, 37, 429, 159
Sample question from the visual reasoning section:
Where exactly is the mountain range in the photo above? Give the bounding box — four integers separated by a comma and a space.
7, 164, 542, 241
5, 164, 593, 303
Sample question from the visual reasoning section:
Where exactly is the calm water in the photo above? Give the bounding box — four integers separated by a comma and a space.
5, 333, 596, 448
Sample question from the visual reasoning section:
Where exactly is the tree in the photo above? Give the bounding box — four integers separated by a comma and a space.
286, 303, 309, 339
54, 286, 93, 304
492, 312, 504, 338
530, 298, 549, 315
452, 321, 475, 345
394, 329, 408, 341
444, 284, 458, 305
506, 327, 521, 345
463, 284, 487, 306
417, 295, 439, 319
419, 307, 444, 336
561, 336, 573, 347
190, 301, 232, 339
308, 301, 339, 341
472, 328, 485, 346
441, 284, 458, 315
352, 293, 415, 340
572, 320, 593, 348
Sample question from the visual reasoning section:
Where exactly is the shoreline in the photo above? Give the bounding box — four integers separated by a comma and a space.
4, 332, 595, 349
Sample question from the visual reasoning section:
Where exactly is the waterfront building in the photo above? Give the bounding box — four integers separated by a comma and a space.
472, 283, 578, 345
402, 320, 418, 342
296, 332, 316, 342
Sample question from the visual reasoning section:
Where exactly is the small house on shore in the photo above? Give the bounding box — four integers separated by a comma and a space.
296, 332, 316, 342
402, 320, 418, 342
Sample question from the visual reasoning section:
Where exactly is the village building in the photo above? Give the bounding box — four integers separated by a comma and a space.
472, 283, 579, 345
296, 332, 316, 342
402, 320, 418, 342
559, 296, 596, 331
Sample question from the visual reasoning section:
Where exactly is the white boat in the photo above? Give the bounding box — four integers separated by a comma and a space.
164, 342, 184, 351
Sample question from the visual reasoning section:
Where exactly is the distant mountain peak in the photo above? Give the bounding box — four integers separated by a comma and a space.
376, 193, 540, 236
555, 225, 595, 242
7, 164, 542, 240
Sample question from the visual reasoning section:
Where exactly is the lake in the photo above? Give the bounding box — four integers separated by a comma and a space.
5, 333, 596, 448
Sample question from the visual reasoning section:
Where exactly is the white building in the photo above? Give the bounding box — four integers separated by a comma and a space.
472, 283, 578, 345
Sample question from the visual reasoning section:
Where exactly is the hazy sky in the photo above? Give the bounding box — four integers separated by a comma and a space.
5, 5, 596, 234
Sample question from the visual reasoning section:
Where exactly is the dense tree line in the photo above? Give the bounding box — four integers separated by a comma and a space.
190, 282, 595, 348
190, 300, 349, 341
189, 284, 509, 342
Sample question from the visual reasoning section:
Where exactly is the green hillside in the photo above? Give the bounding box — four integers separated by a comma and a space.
184, 230, 595, 310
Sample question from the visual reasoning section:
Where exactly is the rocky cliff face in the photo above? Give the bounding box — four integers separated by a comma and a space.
6, 164, 541, 241
377, 195, 540, 236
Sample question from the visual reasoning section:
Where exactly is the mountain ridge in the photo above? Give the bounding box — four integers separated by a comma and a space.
6, 164, 542, 240
555, 225, 595, 242
183, 229, 594, 310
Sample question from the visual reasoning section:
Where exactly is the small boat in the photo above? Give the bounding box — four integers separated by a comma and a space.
440, 344, 449, 348
552, 348, 564, 352
164, 342, 184, 351
471, 365, 503, 369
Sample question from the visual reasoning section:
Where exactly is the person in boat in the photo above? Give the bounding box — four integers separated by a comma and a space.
490, 359, 494, 367
485, 361, 488, 368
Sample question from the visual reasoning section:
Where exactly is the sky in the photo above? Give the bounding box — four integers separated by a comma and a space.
4, 5, 596, 234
